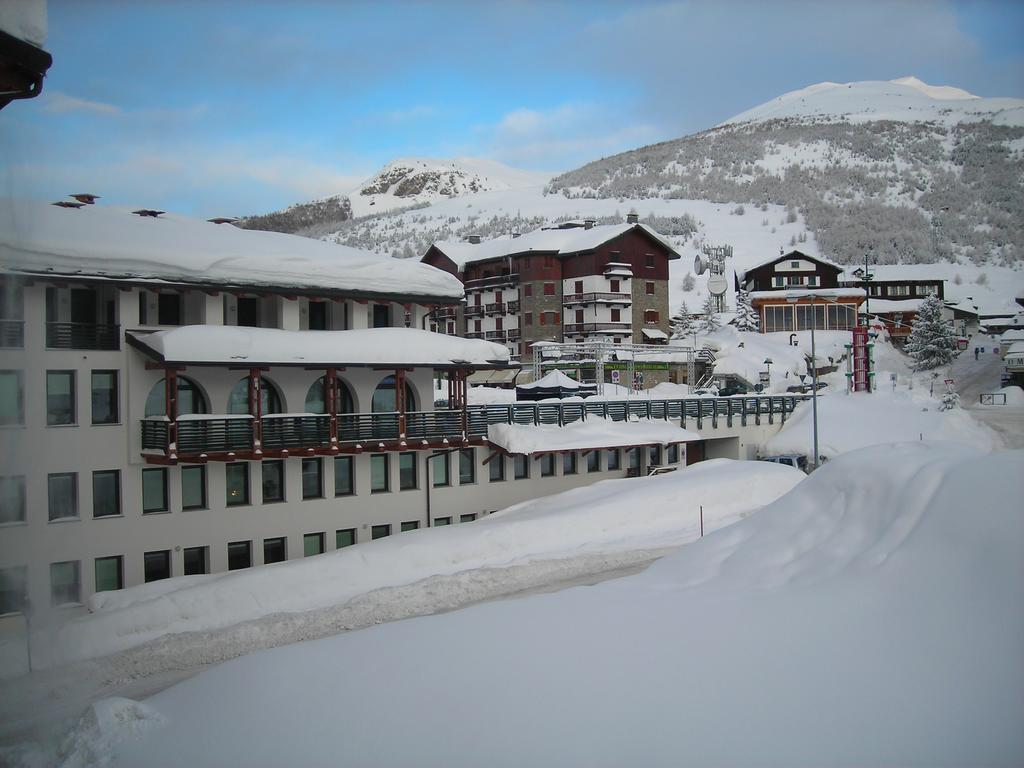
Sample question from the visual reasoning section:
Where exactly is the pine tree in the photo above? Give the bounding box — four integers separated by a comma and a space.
734, 288, 760, 332
939, 384, 961, 411
670, 302, 694, 340
701, 293, 721, 334
905, 295, 957, 371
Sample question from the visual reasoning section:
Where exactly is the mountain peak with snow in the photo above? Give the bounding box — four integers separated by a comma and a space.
349, 156, 551, 217
723, 76, 1021, 127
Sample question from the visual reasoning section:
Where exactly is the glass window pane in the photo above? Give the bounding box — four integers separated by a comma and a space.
264, 537, 287, 564
181, 466, 206, 509
667, 444, 679, 463
302, 458, 322, 499
540, 455, 555, 476
489, 456, 505, 482
50, 560, 80, 605
48, 473, 77, 520
334, 456, 353, 496
0, 476, 26, 524
371, 455, 389, 493
587, 452, 600, 472
605, 449, 620, 470
91, 370, 118, 424
433, 517, 451, 526
262, 461, 284, 502
371, 524, 390, 539
95, 556, 123, 592
143, 550, 171, 582
432, 453, 449, 487
514, 455, 529, 479
183, 546, 208, 575
226, 463, 249, 506
401, 521, 419, 532
47, 371, 75, 425
336, 528, 356, 548
649, 446, 662, 465
0, 371, 23, 426
562, 453, 577, 475
0, 566, 27, 614
460, 513, 476, 523
303, 533, 324, 557
142, 468, 167, 513
459, 449, 475, 484
399, 453, 416, 490
92, 470, 120, 518
227, 541, 251, 570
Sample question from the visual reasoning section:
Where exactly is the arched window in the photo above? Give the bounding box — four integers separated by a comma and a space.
144, 377, 208, 417
227, 377, 283, 415
304, 376, 355, 414
372, 375, 415, 413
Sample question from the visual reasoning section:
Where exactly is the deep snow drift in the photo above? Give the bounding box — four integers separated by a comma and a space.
75, 443, 1024, 767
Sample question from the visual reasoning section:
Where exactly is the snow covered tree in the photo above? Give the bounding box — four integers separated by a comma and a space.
734, 289, 760, 332
670, 302, 695, 340
681, 273, 696, 292
905, 295, 957, 371
939, 384, 961, 411
701, 293, 721, 334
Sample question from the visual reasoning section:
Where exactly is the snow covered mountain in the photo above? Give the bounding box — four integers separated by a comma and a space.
349, 157, 550, 217
549, 77, 1024, 267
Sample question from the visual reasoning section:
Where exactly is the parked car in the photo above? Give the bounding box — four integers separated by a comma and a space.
786, 381, 828, 394
717, 383, 748, 396
759, 454, 809, 472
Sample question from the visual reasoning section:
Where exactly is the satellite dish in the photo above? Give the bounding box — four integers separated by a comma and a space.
694, 254, 708, 275
707, 275, 728, 296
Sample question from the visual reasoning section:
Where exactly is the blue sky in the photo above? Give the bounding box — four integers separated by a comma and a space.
2, 0, 1022, 217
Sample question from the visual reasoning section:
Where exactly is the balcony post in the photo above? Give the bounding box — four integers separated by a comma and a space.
396, 368, 407, 439
326, 367, 338, 446
249, 368, 263, 452
165, 369, 178, 460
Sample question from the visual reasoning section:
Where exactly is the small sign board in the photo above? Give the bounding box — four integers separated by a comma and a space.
610, 370, 620, 384
759, 371, 770, 384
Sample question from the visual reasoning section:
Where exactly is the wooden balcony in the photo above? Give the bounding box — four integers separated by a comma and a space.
562, 292, 632, 306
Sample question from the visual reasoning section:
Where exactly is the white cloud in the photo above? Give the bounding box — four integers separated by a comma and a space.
43, 91, 121, 115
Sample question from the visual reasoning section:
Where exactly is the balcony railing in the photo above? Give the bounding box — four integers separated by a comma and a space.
507, 329, 521, 342
46, 322, 120, 350
464, 306, 484, 318
507, 300, 520, 313
484, 302, 505, 315
433, 306, 457, 320
563, 322, 632, 335
0, 319, 24, 348
465, 273, 519, 290
466, 331, 485, 339
485, 330, 507, 341
562, 292, 632, 306
141, 396, 807, 459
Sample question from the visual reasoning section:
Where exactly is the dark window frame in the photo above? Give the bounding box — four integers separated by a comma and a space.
48, 472, 78, 521
46, 370, 76, 426
142, 467, 168, 514
92, 469, 121, 518
90, 370, 119, 425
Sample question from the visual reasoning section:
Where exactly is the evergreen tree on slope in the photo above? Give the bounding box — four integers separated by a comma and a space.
670, 301, 695, 340
734, 288, 760, 332
701, 293, 721, 334
905, 295, 957, 370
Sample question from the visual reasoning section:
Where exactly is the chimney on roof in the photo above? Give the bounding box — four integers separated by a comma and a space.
584, 219, 595, 229
467, 234, 481, 244
626, 212, 639, 224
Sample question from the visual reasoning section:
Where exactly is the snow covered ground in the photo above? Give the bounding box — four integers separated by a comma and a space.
58, 442, 1024, 767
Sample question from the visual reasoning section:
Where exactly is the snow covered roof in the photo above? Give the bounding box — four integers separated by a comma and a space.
749, 287, 866, 301
642, 328, 669, 340
741, 249, 845, 278
0, 199, 463, 301
428, 222, 681, 270
488, 418, 699, 455
517, 370, 588, 390
127, 326, 513, 368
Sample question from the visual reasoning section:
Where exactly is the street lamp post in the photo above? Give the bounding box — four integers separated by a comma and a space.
788, 295, 821, 471
763, 357, 772, 388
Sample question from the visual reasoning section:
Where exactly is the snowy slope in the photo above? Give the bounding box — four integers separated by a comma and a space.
348, 156, 551, 217
724, 76, 1023, 127
76, 443, 1024, 767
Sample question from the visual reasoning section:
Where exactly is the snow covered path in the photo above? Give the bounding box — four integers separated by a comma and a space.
950, 337, 1024, 449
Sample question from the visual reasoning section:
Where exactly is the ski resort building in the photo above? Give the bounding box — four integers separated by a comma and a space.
3, 201, 809, 629
738, 250, 865, 333
421, 216, 680, 361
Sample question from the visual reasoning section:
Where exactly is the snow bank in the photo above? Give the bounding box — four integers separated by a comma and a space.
487, 418, 698, 455
763, 388, 998, 459
89, 443, 1024, 767
47, 460, 802, 667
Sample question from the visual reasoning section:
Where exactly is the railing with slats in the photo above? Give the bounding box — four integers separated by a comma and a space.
46, 322, 120, 350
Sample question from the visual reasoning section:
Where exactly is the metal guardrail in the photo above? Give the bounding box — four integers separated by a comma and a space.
46, 322, 120, 350
0, 319, 24, 348
142, 396, 808, 456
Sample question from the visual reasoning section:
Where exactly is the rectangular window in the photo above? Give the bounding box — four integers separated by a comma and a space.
264, 537, 287, 564
610, 279, 620, 292
611, 308, 621, 322
524, 312, 533, 327
667, 444, 679, 463
514, 454, 529, 479
645, 281, 655, 296
649, 445, 662, 466
183, 546, 208, 575
371, 454, 389, 493
401, 521, 419, 532
432, 453, 449, 487
0, 370, 23, 426
334, 456, 354, 496
225, 463, 250, 506
142, 467, 168, 514
574, 280, 583, 294
523, 284, 532, 298
181, 465, 206, 510
302, 458, 323, 499
92, 470, 120, 518
627, 447, 642, 471
791, 260, 800, 268
543, 282, 555, 296
645, 253, 655, 268
540, 454, 555, 477
371, 524, 391, 540
143, 550, 171, 582
236, 296, 260, 327
773, 276, 785, 287
46, 370, 76, 425
0, 476, 26, 524
303, 532, 325, 557
807, 276, 818, 287
90, 370, 118, 424
460, 514, 476, 523
562, 452, 577, 475
459, 448, 476, 484
433, 517, 451, 527
308, 301, 327, 330
94, 555, 123, 593
336, 528, 356, 548
262, 460, 285, 503
227, 541, 252, 570
0, 566, 27, 614
575, 308, 584, 323
48, 472, 78, 521
488, 456, 505, 482
157, 293, 182, 325
372, 304, 390, 328
644, 310, 659, 324
605, 449, 621, 470
50, 560, 80, 606
586, 451, 601, 473
539, 312, 546, 326
399, 452, 417, 490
